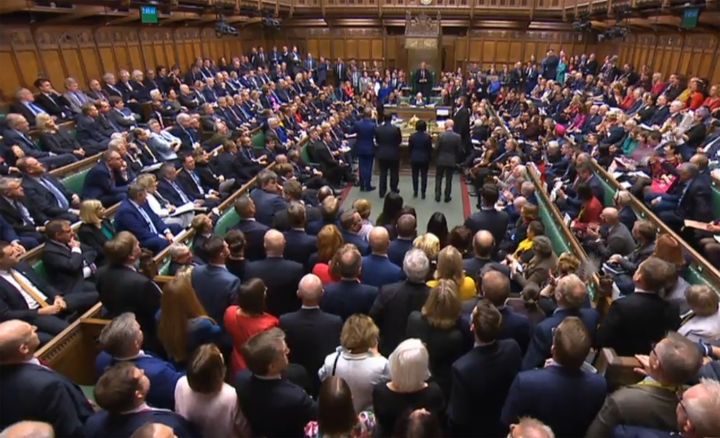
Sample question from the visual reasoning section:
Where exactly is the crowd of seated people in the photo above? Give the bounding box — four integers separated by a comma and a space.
1, 48, 720, 438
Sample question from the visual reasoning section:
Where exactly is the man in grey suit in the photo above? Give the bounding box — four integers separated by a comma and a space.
584, 207, 636, 259
435, 119, 462, 202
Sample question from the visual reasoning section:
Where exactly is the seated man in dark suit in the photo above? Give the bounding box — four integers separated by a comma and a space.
9, 88, 46, 126
176, 154, 221, 208
34, 78, 74, 121
587, 332, 702, 437
233, 195, 270, 261
244, 230, 304, 317
2, 114, 76, 170
82, 150, 129, 208
42, 219, 99, 297
279, 274, 343, 395
321, 244, 378, 320
464, 183, 510, 245
234, 328, 317, 438
597, 257, 681, 356
282, 202, 318, 268
84, 362, 196, 438
190, 236, 239, 326
387, 214, 417, 267
76, 103, 113, 151
250, 170, 288, 227
155, 162, 195, 209
17, 157, 79, 223
339, 210, 369, 255
95, 313, 184, 411
0, 216, 27, 254
96, 232, 162, 352
654, 163, 714, 233
115, 184, 180, 254
0, 176, 47, 249
0, 320, 94, 436
362, 226, 402, 288
501, 317, 607, 437
522, 274, 599, 370
370, 248, 430, 356
449, 300, 523, 437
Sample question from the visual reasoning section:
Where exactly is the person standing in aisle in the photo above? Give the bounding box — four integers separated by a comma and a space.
353, 107, 377, 192
435, 120, 462, 203
374, 114, 402, 198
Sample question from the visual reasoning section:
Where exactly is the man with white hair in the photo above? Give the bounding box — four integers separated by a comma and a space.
169, 112, 200, 153
9, 88, 46, 126
370, 248, 430, 356
509, 417, 555, 438
279, 274, 343, 395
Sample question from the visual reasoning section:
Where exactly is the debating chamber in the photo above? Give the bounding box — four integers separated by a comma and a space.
0, 0, 719, 436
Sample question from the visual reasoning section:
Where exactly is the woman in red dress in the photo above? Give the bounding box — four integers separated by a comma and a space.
224, 278, 279, 374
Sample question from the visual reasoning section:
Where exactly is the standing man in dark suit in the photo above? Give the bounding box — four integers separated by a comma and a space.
250, 170, 288, 227
448, 300, 522, 437
452, 95, 472, 157
339, 210, 370, 255
501, 317, 607, 437
352, 107, 377, 192
408, 120, 433, 199
42, 219, 98, 297
244, 230, 304, 317
374, 114, 402, 198
280, 274, 343, 395
362, 227, 403, 288
597, 257, 680, 356
232, 195, 270, 261
414, 61, 433, 99
282, 202, 317, 268
541, 49, 560, 80
82, 150, 129, 207
370, 248, 430, 356
0, 320, 94, 436
334, 58, 348, 85
18, 157, 79, 223
435, 119, 462, 203
190, 236, 239, 326
464, 183, 510, 245
235, 328, 317, 437
387, 214, 417, 267
321, 244, 378, 320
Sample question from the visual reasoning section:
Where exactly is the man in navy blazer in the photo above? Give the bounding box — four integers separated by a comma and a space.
190, 236, 239, 325
374, 114, 402, 197
85, 362, 196, 438
250, 170, 288, 227
235, 328, 317, 438
321, 244, 378, 320
244, 230, 304, 317
94, 313, 184, 411
115, 185, 180, 254
81, 150, 128, 207
232, 195, 270, 261
522, 274, 599, 370
388, 214, 417, 266
340, 210, 369, 255
362, 227, 403, 288
156, 163, 195, 207
18, 157, 79, 222
449, 301, 522, 437
352, 108, 377, 191
280, 274, 342, 395
464, 184, 510, 244
282, 202, 317, 269
501, 317, 607, 438
0, 320, 94, 436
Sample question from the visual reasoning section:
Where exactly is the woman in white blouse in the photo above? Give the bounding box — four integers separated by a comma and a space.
679, 285, 720, 343
136, 173, 194, 228
319, 314, 389, 413
175, 344, 250, 437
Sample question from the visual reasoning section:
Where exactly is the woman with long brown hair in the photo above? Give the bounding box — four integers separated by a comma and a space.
157, 270, 222, 366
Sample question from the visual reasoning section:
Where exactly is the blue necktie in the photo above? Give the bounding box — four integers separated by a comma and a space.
189, 171, 204, 195
14, 201, 35, 226
39, 177, 69, 210
26, 102, 44, 116
170, 181, 191, 204
136, 204, 158, 235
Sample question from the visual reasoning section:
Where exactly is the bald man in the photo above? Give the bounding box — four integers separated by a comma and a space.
0, 320, 93, 436
463, 230, 497, 278
388, 214, 418, 266
280, 274, 343, 395
0, 421, 54, 438
245, 229, 304, 316
361, 227, 403, 288
585, 207, 635, 259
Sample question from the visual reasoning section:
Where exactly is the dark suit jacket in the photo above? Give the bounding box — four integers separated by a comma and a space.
76, 114, 111, 149
190, 264, 239, 326
234, 371, 317, 438
597, 292, 680, 356
678, 176, 713, 222
0, 261, 60, 322
408, 131, 433, 164
35, 93, 73, 119
436, 131, 462, 167
114, 200, 169, 247
176, 168, 208, 200
0, 196, 47, 235
370, 280, 429, 356
452, 106, 472, 150
250, 188, 288, 227
39, 130, 84, 155
156, 178, 192, 207
279, 308, 343, 391
321, 279, 378, 321
42, 239, 96, 294
464, 209, 510, 246
96, 265, 161, 343
0, 362, 94, 436
387, 238, 414, 267
233, 219, 269, 261
341, 230, 369, 255
283, 229, 317, 268
0, 215, 19, 243
448, 340, 523, 437
501, 365, 607, 437
522, 307, 600, 370
361, 254, 403, 288
77, 221, 114, 266
244, 257, 304, 317
9, 102, 40, 126
374, 122, 402, 161
21, 174, 74, 220
82, 163, 128, 207
83, 409, 197, 438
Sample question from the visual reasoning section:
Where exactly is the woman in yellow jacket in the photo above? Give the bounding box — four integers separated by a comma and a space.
426, 245, 477, 301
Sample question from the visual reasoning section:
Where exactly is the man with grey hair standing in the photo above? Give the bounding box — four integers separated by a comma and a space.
280, 274, 343, 395
370, 248, 431, 356
94, 312, 183, 411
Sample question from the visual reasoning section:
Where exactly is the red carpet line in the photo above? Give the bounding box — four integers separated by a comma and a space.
460, 178, 472, 220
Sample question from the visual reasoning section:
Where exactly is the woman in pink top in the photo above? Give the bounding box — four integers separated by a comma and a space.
224, 278, 279, 374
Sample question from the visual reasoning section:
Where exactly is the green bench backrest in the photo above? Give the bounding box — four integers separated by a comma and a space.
301, 144, 318, 166
251, 131, 266, 149
535, 194, 572, 255
61, 168, 91, 195
32, 260, 48, 282
157, 259, 171, 276
214, 209, 240, 237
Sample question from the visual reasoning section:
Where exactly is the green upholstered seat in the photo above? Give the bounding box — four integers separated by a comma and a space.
61, 168, 91, 195
214, 209, 240, 238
